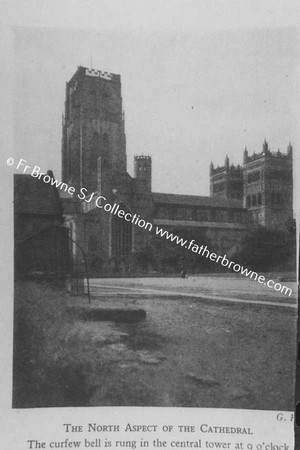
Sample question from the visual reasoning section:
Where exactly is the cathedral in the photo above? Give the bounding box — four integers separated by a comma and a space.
61, 66, 293, 274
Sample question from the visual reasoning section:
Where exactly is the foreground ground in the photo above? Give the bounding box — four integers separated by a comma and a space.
14, 274, 297, 410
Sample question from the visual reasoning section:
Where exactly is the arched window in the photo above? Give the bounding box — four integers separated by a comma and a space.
88, 235, 97, 252
257, 192, 262, 206
111, 202, 132, 258
252, 194, 256, 206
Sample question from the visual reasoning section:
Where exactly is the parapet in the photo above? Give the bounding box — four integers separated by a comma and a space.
244, 150, 265, 163
244, 146, 292, 164
134, 155, 152, 161
85, 68, 114, 80
67, 66, 120, 85
210, 161, 242, 176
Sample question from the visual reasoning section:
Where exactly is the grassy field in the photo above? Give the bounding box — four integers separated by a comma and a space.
13, 281, 100, 407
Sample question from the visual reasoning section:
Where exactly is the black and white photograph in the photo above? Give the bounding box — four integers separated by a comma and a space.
0, 0, 299, 447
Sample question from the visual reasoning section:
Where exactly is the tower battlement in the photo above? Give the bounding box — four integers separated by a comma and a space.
243, 140, 293, 164
85, 67, 114, 80
67, 66, 120, 88
245, 150, 291, 162
134, 155, 151, 161
210, 155, 242, 175
210, 163, 242, 175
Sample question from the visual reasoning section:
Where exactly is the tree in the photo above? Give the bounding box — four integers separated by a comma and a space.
149, 226, 214, 274
233, 221, 296, 272
127, 246, 156, 274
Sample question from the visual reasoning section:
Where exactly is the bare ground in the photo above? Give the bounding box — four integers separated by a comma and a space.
13, 280, 297, 410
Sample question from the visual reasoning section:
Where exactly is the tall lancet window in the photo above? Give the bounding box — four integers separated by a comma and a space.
111, 202, 132, 259
101, 133, 110, 168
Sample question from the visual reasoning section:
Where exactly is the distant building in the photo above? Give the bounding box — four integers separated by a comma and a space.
14, 173, 69, 279
61, 66, 292, 274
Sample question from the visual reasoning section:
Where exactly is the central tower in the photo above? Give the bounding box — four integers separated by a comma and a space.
61, 66, 127, 196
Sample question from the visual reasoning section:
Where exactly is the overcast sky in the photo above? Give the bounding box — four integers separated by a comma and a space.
12, 1, 299, 196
